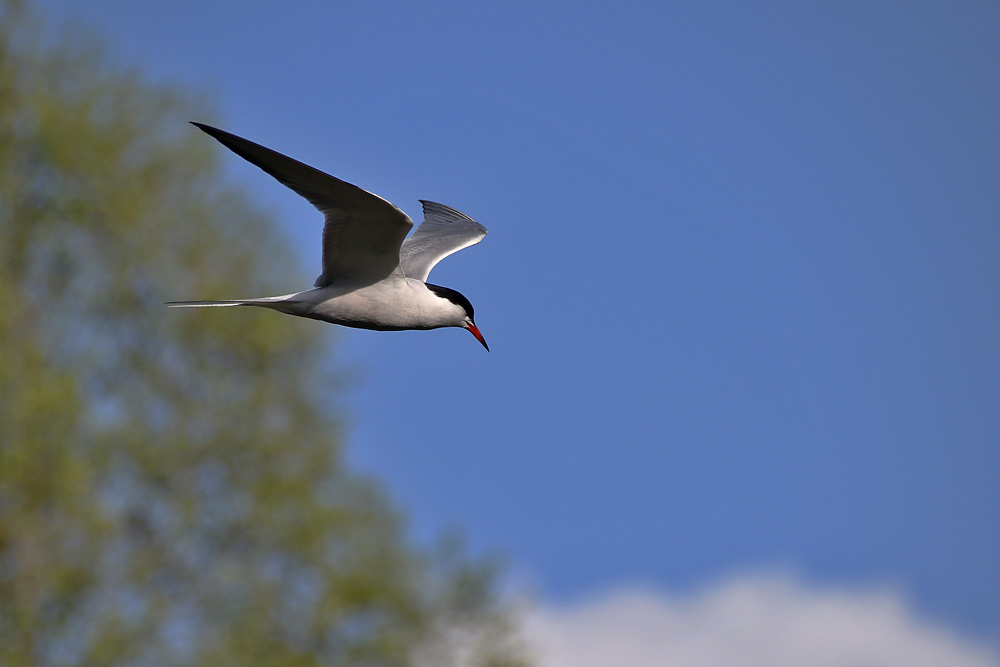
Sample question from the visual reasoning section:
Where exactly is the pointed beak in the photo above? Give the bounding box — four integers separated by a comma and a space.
465, 322, 489, 351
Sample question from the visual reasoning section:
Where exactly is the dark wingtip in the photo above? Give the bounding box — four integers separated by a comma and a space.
190, 121, 221, 137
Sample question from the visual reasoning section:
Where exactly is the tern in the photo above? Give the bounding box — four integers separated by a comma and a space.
167, 123, 489, 350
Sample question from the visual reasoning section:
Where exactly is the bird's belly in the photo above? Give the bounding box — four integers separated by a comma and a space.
303, 283, 437, 331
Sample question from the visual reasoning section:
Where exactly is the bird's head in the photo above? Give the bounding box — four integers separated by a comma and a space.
425, 283, 489, 351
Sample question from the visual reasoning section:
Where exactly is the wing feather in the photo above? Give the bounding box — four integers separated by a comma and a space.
192, 123, 413, 287
399, 200, 487, 282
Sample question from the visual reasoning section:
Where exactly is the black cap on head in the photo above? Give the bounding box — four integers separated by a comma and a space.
425, 283, 475, 320
426, 283, 488, 350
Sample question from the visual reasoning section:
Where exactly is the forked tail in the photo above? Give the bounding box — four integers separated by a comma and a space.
165, 295, 299, 309
165, 299, 250, 308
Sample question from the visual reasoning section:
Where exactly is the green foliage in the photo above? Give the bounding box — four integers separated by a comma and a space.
0, 1, 529, 664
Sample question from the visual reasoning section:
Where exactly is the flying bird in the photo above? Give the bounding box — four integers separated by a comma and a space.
167, 123, 489, 350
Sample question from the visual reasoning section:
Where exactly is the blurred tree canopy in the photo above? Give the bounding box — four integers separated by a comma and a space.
0, 1, 528, 664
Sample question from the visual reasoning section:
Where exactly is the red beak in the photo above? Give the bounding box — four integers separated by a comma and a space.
466, 322, 489, 351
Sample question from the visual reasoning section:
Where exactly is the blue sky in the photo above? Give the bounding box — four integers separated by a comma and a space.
39, 0, 1000, 657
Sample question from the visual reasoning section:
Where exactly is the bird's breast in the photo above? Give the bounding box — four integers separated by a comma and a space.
301, 280, 452, 331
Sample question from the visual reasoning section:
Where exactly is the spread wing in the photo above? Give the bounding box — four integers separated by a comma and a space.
399, 200, 487, 282
192, 123, 413, 287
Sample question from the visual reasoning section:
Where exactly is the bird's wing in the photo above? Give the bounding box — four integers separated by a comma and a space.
398, 200, 487, 282
192, 123, 413, 287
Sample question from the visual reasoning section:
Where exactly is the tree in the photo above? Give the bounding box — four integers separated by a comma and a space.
0, 1, 528, 664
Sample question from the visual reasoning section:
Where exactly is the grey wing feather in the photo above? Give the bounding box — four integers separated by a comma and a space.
399, 200, 487, 282
192, 123, 413, 287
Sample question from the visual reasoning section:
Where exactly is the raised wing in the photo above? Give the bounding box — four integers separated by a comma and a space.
399, 200, 487, 282
192, 123, 413, 287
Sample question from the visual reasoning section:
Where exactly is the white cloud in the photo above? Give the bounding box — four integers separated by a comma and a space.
523, 573, 999, 667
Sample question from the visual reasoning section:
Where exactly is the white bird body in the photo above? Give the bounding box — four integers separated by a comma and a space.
186, 279, 466, 330
168, 123, 489, 350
